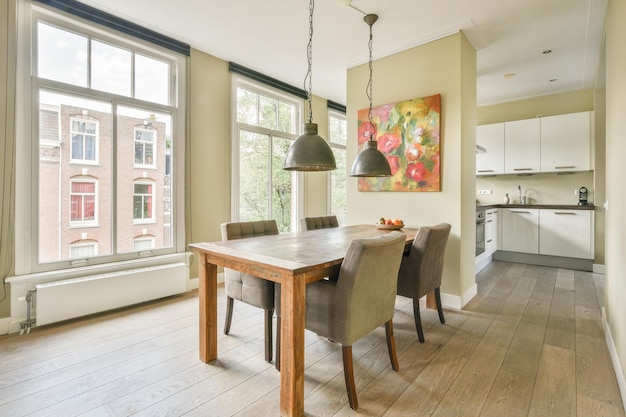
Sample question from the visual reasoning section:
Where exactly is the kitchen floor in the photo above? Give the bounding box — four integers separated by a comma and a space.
0, 261, 623, 416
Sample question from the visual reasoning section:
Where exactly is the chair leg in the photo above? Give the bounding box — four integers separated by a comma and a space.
342, 346, 358, 410
265, 309, 273, 363
224, 296, 234, 335
435, 287, 445, 324
385, 320, 399, 371
275, 316, 281, 371
412, 298, 425, 343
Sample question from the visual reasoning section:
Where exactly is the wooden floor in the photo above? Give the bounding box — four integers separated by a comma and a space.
0, 261, 624, 416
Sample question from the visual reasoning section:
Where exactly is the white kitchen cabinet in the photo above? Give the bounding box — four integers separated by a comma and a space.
504, 118, 541, 174
485, 209, 499, 256
476, 123, 505, 175
539, 209, 594, 258
501, 208, 539, 253
540, 112, 592, 173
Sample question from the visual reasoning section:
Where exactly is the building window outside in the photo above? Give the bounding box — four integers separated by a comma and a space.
133, 182, 154, 222
134, 127, 156, 168
70, 117, 98, 164
328, 110, 347, 226
70, 180, 97, 225
20, 5, 185, 269
134, 236, 155, 251
234, 78, 301, 232
70, 241, 98, 258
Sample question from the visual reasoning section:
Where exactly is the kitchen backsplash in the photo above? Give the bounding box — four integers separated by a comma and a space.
476, 171, 594, 205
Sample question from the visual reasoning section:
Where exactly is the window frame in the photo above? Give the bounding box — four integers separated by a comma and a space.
230, 75, 304, 232
69, 116, 99, 165
14, 1, 187, 274
132, 180, 155, 224
133, 126, 157, 169
69, 178, 98, 227
328, 109, 347, 225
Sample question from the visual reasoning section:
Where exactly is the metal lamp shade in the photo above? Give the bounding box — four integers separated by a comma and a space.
350, 140, 392, 177
284, 123, 337, 171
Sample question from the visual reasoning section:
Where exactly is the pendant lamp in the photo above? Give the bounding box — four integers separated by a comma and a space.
350, 13, 391, 177
284, 0, 336, 171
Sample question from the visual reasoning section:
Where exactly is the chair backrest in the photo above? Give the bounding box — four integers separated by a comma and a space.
301, 215, 339, 231
397, 223, 451, 299
334, 231, 406, 345
221, 220, 279, 241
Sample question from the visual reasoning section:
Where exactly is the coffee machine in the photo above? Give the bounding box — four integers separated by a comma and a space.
578, 186, 588, 206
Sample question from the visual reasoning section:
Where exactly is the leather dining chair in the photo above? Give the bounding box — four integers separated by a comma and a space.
304, 231, 406, 410
300, 215, 339, 231
397, 222, 451, 343
220, 220, 279, 363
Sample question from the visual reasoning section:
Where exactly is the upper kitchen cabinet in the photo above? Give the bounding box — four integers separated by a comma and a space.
476, 123, 505, 175
504, 118, 541, 174
540, 111, 593, 173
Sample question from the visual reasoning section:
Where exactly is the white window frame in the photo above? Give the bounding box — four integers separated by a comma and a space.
69, 116, 99, 165
133, 126, 156, 169
69, 241, 98, 258
230, 75, 304, 232
133, 181, 155, 224
133, 236, 155, 251
69, 178, 98, 227
328, 109, 347, 225
14, 1, 187, 274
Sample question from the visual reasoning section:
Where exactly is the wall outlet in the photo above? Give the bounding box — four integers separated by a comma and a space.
575, 189, 579, 195
478, 189, 492, 195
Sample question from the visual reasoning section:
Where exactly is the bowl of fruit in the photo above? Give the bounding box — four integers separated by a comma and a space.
377, 217, 404, 230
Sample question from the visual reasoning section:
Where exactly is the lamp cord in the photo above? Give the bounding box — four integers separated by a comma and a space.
305, 0, 314, 123
366, 19, 374, 134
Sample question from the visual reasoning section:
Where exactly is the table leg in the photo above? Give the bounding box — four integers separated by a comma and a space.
280, 276, 306, 417
198, 253, 218, 363
426, 290, 436, 309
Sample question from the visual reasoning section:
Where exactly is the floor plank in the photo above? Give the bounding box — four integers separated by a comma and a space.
0, 262, 623, 417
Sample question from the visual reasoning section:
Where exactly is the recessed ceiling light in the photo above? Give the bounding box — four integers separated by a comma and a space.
549, 78, 557, 82
542, 49, 552, 54
504, 73, 516, 78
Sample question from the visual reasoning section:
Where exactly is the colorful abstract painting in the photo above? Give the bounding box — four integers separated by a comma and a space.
357, 94, 441, 192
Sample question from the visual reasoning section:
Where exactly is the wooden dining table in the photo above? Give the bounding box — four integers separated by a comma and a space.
189, 224, 418, 417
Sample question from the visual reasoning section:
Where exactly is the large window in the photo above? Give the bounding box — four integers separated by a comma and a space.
329, 110, 347, 226
233, 78, 302, 232
17, 3, 186, 272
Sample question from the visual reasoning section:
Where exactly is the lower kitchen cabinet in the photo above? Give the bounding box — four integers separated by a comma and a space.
501, 208, 539, 253
485, 209, 499, 256
539, 209, 594, 258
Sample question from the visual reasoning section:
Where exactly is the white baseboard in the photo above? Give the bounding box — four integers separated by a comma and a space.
440, 283, 477, 310
602, 307, 626, 414
0, 317, 9, 336
593, 263, 606, 274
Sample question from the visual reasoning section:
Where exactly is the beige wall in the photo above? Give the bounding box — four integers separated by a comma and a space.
0, 0, 15, 318
604, 0, 626, 396
186, 49, 231, 279
478, 89, 594, 124
302, 96, 331, 219
346, 32, 477, 301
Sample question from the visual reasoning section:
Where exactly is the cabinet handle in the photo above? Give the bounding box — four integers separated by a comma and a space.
511, 210, 531, 214
513, 168, 533, 171
554, 212, 576, 215
486, 219, 493, 223
486, 239, 492, 243
477, 169, 494, 173
554, 166, 576, 170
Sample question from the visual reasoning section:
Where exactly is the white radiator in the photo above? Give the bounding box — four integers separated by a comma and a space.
35, 263, 187, 326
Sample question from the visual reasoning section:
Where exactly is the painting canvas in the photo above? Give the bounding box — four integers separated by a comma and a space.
357, 94, 441, 192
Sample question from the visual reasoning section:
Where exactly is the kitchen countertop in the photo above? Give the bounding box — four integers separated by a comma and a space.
476, 204, 596, 210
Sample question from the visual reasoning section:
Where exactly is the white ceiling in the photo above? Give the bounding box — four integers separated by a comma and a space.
76, 0, 608, 107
